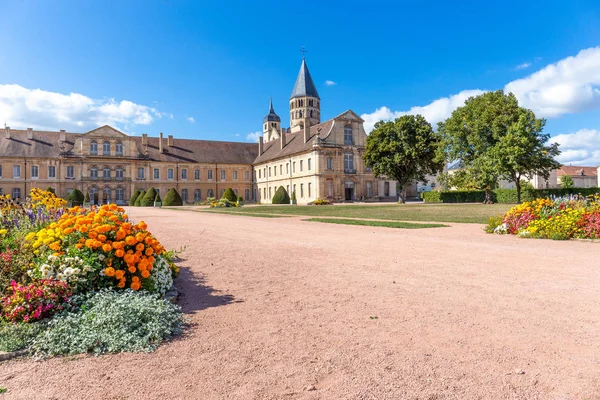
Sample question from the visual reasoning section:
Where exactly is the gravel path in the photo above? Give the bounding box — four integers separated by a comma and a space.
2, 207, 599, 399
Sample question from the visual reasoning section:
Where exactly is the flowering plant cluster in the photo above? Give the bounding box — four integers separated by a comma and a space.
490, 194, 600, 240
1, 280, 72, 323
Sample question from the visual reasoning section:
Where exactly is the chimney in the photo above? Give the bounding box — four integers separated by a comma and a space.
141, 133, 148, 146
258, 136, 264, 156
27, 128, 33, 140
59, 130, 66, 142
159, 132, 164, 153
303, 117, 311, 143
4, 126, 9, 139
168, 135, 173, 147
280, 130, 286, 149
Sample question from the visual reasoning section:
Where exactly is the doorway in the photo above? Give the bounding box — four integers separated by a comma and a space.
344, 181, 355, 201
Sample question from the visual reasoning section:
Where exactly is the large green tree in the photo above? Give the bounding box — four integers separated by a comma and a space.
363, 114, 444, 203
438, 90, 560, 203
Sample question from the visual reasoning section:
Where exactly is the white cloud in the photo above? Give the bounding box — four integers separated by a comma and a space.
505, 46, 600, 118
187, 116, 195, 123
325, 80, 337, 86
360, 90, 485, 133
551, 129, 600, 165
234, 133, 240, 137
0, 84, 162, 132
361, 46, 600, 133
246, 131, 261, 142
514, 62, 532, 70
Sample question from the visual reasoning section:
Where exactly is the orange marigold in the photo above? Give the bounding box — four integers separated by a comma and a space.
115, 270, 125, 280
130, 281, 141, 291
136, 243, 145, 252
144, 247, 153, 256
115, 249, 125, 258
125, 236, 137, 246
128, 266, 137, 273
117, 279, 126, 289
105, 267, 116, 277
102, 243, 112, 252
141, 270, 150, 278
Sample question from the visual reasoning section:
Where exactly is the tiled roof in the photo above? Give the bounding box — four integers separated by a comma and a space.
0, 129, 78, 158
253, 118, 335, 164
290, 59, 320, 99
557, 166, 598, 177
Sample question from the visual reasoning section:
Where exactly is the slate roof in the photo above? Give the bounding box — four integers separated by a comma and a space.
263, 98, 281, 123
0, 128, 258, 165
557, 166, 598, 177
290, 59, 320, 99
254, 118, 335, 164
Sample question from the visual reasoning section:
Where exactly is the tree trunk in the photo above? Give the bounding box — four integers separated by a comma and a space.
397, 185, 405, 204
516, 180, 521, 203
484, 188, 493, 204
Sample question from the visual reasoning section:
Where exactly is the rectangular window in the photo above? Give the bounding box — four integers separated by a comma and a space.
0, 165, 2, 178
258, 169, 261, 179
269, 167, 271, 177
308, 183, 311, 198
181, 168, 187, 180
344, 127, 353, 145
244, 171, 250, 181
13, 165, 21, 179
308, 158, 311, 171
30, 165, 38, 178
116, 169, 124, 179
293, 162, 296, 173
221, 170, 226, 180
286, 185, 290, 194
286, 163, 289, 174
273, 167, 276, 177
366, 182, 373, 197
103, 142, 110, 155
116, 188, 124, 202
116, 143, 123, 156
293, 184, 296, 197
12, 188, 21, 199
327, 157, 333, 170
327, 181, 333, 197
195, 169, 200, 180
194, 189, 201, 201
154, 168, 160, 179
181, 189, 188, 202
245, 188, 250, 200
48, 166, 56, 178
300, 183, 304, 198
344, 154, 354, 172
208, 170, 213, 180
269, 187, 272, 199
263, 188, 266, 199
66, 166, 74, 179
137, 168, 144, 180
233, 170, 238, 180
168, 169, 174, 180
300, 160, 303, 172
234, 188, 238, 195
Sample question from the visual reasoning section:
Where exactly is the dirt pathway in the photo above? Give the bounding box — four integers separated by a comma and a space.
2, 208, 599, 399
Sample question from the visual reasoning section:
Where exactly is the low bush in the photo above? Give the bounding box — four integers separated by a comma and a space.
30, 289, 183, 357
66, 189, 84, 206
484, 215, 505, 233
312, 198, 331, 205
141, 188, 158, 207
272, 186, 290, 204
222, 188, 238, 202
129, 189, 141, 206
134, 190, 146, 207
154, 192, 162, 203
163, 188, 183, 206
0, 319, 47, 352
423, 187, 600, 204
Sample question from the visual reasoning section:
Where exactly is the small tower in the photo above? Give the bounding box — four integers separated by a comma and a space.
289, 57, 320, 133
263, 98, 281, 143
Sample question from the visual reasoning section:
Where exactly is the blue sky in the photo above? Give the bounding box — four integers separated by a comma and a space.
1, 0, 599, 164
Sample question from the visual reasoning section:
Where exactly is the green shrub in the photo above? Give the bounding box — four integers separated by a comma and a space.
493, 189, 518, 203
237, 196, 243, 202
46, 187, 55, 195
221, 188, 237, 202
163, 188, 183, 206
129, 189, 141, 206
154, 192, 162, 203
141, 188, 157, 207
31, 290, 183, 357
291, 191, 296, 203
272, 186, 290, 204
0, 320, 47, 352
312, 198, 331, 205
134, 190, 146, 207
84, 192, 90, 203
422, 191, 441, 203
66, 189, 84, 206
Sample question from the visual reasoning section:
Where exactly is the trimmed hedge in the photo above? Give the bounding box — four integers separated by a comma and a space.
221, 188, 237, 202
423, 187, 600, 204
272, 186, 290, 204
141, 188, 157, 207
134, 190, 146, 207
154, 192, 162, 203
163, 188, 183, 206
130, 189, 141, 206
67, 189, 85, 206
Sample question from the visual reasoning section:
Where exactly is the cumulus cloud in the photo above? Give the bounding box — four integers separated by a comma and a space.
187, 116, 195, 123
551, 129, 600, 165
325, 80, 337, 86
246, 131, 261, 142
514, 62, 532, 70
360, 90, 485, 133
0, 84, 163, 132
361, 46, 600, 133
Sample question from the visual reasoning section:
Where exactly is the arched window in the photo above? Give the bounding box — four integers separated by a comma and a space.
90, 141, 98, 155
194, 189, 201, 201
103, 141, 110, 155
115, 187, 125, 202
207, 189, 214, 198
181, 189, 188, 203
344, 126, 353, 145
309, 110, 313, 118
103, 167, 111, 179
115, 142, 123, 156
115, 167, 124, 180
103, 187, 111, 203
89, 166, 98, 179
298, 110, 303, 118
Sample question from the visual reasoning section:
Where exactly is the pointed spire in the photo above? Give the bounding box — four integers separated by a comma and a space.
269, 97, 275, 113
291, 59, 320, 100
263, 97, 281, 123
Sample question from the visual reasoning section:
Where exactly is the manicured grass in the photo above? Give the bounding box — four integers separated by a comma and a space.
201, 203, 512, 224
304, 218, 447, 229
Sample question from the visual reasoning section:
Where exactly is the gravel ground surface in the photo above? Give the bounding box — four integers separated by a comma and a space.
1, 207, 599, 399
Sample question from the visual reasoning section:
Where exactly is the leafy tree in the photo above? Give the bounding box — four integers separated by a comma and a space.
67, 189, 84, 206
272, 186, 290, 204
163, 188, 183, 206
141, 188, 157, 207
438, 90, 560, 203
363, 114, 444, 203
129, 189, 141, 206
134, 190, 146, 207
221, 188, 237, 202
560, 175, 574, 189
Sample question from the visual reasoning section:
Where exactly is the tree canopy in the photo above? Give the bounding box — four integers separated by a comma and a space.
438, 90, 561, 202
363, 114, 444, 202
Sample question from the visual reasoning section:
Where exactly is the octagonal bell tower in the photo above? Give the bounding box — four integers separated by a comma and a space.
289, 58, 320, 133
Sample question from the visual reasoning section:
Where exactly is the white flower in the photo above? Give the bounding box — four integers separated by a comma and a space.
98, 254, 105, 261
48, 255, 59, 262
72, 268, 81, 275
64, 268, 73, 277
56, 273, 65, 280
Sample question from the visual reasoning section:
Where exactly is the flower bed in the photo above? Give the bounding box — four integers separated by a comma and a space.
0, 189, 183, 357
487, 195, 600, 240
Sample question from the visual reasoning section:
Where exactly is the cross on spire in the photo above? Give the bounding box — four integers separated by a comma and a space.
300, 46, 307, 59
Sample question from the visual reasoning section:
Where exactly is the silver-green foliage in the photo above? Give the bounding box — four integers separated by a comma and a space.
31, 290, 183, 357
0, 320, 47, 352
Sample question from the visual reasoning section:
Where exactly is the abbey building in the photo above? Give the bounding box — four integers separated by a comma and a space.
0, 59, 396, 205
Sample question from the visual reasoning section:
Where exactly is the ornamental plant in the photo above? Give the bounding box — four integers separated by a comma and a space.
163, 188, 183, 206
129, 189, 141, 206
272, 186, 290, 204
221, 188, 237, 203
141, 188, 157, 207
134, 190, 146, 207
1, 280, 72, 323
67, 189, 84, 206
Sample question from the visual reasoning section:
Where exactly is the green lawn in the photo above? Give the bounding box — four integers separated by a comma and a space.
304, 218, 447, 229
200, 203, 513, 224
